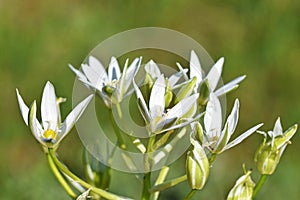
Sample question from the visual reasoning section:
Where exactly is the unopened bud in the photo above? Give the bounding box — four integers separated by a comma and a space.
186, 138, 209, 190
227, 170, 255, 200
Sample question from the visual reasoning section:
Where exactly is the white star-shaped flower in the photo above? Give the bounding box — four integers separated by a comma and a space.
177, 50, 246, 96
134, 75, 200, 134
69, 56, 141, 107
16, 81, 93, 150
197, 93, 263, 154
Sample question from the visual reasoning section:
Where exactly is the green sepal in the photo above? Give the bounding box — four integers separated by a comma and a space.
214, 122, 229, 154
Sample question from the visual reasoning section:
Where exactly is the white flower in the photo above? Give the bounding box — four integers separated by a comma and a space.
134, 75, 200, 134
69, 56, 141, 107
177, 50, 246, 96
76, 189, 91, 200
196, 93, 263, 154
16, 81, 93, 150
144, 60, 188, 88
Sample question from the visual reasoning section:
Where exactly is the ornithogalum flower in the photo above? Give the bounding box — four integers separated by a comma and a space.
134, 75, 200, 134
16, 81, 93, 151
69, 56, 141, 107
196, 93, 263, 154
144, 59, 188, 88
255, 118, 297, 174
178, 50, 246, 96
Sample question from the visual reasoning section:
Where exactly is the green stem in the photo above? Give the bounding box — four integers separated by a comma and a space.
253, 174, 268, 198
150, 175, 187, 193
48, 148, 133, 200
184, 189, 197, 200
150, 166, 169, 200
142, 172, 152, 200
209, 153, 217, 164
109, 110, 126, 150
47, 153, 77, 199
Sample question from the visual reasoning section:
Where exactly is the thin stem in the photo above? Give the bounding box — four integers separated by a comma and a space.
142, 172, 151, 200
150, 166, 169, 200
48, 148, 133, 200
109, 110, 126, 150
184, 189, 197, 200
47, 153, 77, 199
150, 175, 187, 193
253, 174, 268, 198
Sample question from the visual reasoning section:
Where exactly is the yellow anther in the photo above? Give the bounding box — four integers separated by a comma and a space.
43, 129, 57, 140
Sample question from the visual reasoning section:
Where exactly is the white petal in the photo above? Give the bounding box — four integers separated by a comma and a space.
29, 101, 44, 144
124, 57, 141, 92
68, 64, 88, 82
149, 75, 165, 119
204, 93, 222, 135
273, 117, 283, 137
133, 80, 151, 122
223, 123, 263, 151
166, 93, 199, 119
88, 56, 106, 76
215, 75, 246, 96
145, 60, 161, 79
206, 57, 224, 91
176, 62, 189, 81
226, 99, 240, 135
16, 89, 29, 125
41, 82, 59, 130
108, 57, 121, 81
189, 50, 203, 85
59, 95, 93, 143
168, 68, 188, 88
81, 64, 102, 88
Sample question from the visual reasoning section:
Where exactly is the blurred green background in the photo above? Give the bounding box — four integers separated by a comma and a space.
1, 0, 300, 199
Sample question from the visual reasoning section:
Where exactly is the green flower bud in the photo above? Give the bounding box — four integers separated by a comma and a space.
254, 138, 282, 175
186, 138, 209, 190
255, 121, 297, 175
197, 79, 210, 107
227, 170, 255, 200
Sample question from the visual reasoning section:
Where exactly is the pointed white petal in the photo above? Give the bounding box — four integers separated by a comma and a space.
215, 75, 246, 96
176, 62, 189, 81
108, 57, 121, 81
41, 82, 59, 130
16, 89, 29, 125
273, 117, 283, 137
81, 64, 102, 88
29, 101, 44, 144
206, 57, 224, 91
226, 99, 240, 135
68, 64, 89, 83
223, 123, 263, 152
166, 93, 199, 119
145, 60, 161, 79
124, 57, 141, 92
204, 93, 222, 135
133, 80, 151, 122
59, 95, 93, 143
189, 50, 203, 85
168, 68, 188, 88
149, 75, 165, 119
88, 56, 106, 77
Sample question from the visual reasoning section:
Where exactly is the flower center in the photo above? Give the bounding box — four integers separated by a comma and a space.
43, 129, 57, 140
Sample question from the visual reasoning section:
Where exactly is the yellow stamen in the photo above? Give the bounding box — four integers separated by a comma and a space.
44, 129, 57, 140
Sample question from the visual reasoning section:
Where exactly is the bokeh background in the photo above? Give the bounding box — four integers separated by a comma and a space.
1, 0, 300, 199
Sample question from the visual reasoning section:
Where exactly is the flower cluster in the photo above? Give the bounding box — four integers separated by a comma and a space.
16, 50, 297, 200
